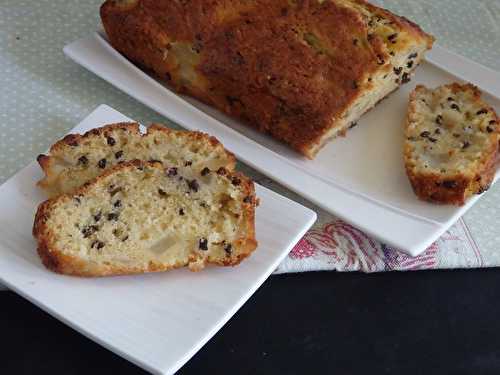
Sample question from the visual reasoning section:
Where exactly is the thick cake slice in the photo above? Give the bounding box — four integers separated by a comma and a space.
37, 123, 236, 197
101, 0, 434, 158
33, 160, 258, 276
404, 83, 499, 205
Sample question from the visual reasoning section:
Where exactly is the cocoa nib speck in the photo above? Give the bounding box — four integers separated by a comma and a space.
387, 33, 398, 42
477, 185, 491, 194
167, 167, 178, 177
78, 155, 88, 165
106, 136, 116, 146
443, 180, 458, 189
107, 212, 119, 221
420, 131, 431, 138
82, 225, 99, 238
187, 179, 199, 192
199, 238, 208, 251
91, 240, 105, 250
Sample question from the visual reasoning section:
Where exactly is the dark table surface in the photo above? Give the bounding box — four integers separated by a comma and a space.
2, 269, 499, 374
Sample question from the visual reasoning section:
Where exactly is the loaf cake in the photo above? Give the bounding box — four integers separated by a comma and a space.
37, 122, 235, 197
404, 83, 499, 205
33, 160, 258, 276
100, 0, 434, 158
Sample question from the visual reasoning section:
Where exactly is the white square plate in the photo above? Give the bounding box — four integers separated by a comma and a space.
64, 33, 500, 256
0, 104, 316, 374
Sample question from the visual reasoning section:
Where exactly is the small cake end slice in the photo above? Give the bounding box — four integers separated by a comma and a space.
404, 83, 499, 205
33, 160, 257, 276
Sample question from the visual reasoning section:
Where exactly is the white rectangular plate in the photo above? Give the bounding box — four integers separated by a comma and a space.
64, 32, 500, 256
0, 104, 316, 375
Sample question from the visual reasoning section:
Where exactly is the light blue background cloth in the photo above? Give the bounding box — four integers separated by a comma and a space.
1, 1, 499, 274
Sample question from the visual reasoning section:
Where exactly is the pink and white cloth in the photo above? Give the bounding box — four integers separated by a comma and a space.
275, 217, 483, 274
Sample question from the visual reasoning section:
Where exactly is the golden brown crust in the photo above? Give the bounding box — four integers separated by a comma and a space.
147, 123, 236, 165
405, 167, 495, 206
33, 160, 257, 277
50, 122, 141, 154
100, 0, 434, 158
37, 122, 236, 195
352, 0, 434, 49
37, 122, 141, 192
404, 83, 499, 205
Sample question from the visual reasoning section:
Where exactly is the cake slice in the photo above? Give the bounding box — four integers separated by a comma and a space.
404, 83, 499, 205
33, 160, 257, 276
37, 122, 236, 197
101, 0, 434, 158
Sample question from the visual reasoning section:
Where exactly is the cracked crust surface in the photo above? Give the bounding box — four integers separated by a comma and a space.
33, 160, 257, 277
404, 83, 499, 205
101, 0, 434, 158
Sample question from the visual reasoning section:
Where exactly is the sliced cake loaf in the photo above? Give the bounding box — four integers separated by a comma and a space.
404, 83, 499, 205
37, 122, 236, 197
101, 0, 434, 158
33, 160, 257, 276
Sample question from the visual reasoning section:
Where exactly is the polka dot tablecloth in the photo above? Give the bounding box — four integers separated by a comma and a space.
1, 0, 500, 277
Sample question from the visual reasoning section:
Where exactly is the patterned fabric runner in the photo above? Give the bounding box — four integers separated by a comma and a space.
275, 218, 483, 274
